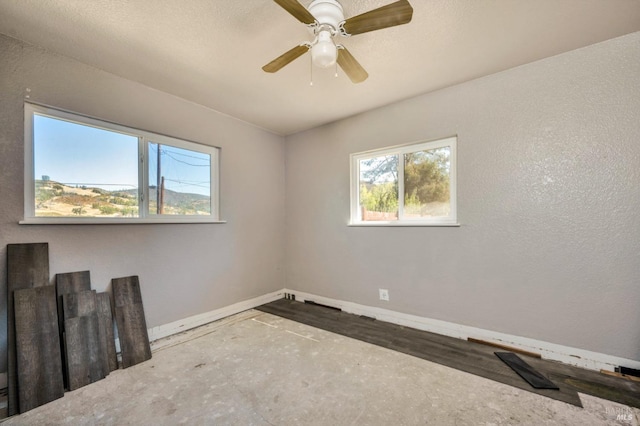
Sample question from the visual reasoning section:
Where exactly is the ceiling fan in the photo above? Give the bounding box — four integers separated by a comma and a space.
262, 0, 413, 83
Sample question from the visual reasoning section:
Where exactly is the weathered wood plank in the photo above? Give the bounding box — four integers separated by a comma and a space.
56, 271, 91, 328
495, 352, 559, 389
64, 314, 106, 390
96, 292, 118, 372
63, 289, 98, 319
62, 290, 108, 389
55, 270, 92, 388
7, 242, 49, 415
14, 286, 64, 413
56, 271, 91, 301
112, 276, 151, 368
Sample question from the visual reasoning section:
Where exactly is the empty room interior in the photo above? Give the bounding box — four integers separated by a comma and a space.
1, 0, 639, 424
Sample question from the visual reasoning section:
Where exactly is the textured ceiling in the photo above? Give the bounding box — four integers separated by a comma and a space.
1, 0, 639, 136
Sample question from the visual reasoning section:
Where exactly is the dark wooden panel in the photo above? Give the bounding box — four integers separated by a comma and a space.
62, 290, 108, 388
64, 315, 106, 390
63, 290, 98, 319
112, 276, 151, 368
96, 292, 118, 372
495, 352, 559, 389
55, 270, 92, 389
7, 242, 49, 415
56, 271, 91, 300
56, 271, 91, 329
14, 286, 64, 413
7, 243, 49, 287
113, 277, 143, 307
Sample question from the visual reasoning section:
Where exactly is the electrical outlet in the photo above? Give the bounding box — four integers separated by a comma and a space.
379, 289, 389, 301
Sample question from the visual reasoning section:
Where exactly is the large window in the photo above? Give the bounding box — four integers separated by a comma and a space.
350, 137, 457, 226
23, 103, 221, 223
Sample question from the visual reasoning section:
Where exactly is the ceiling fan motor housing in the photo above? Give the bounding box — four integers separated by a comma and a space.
308, 0, 345, 31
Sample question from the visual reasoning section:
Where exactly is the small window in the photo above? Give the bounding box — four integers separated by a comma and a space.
350, 137, 457, 226
24, 103, 221, 223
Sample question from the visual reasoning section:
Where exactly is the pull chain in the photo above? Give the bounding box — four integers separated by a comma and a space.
310, 54, 314, 86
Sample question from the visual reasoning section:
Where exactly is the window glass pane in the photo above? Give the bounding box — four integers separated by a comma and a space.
33, 114, 139, 217
359, 154, 399, 221
403, 147, 451, 219
148, 142, 211, 216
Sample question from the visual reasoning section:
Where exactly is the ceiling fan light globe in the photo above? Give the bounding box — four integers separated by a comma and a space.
311, 40, 337, 68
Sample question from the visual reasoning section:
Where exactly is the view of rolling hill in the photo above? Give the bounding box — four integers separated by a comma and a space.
35, 180, 210, 217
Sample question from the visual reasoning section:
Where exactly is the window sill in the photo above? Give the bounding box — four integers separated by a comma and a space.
348, 221, 460, 227
20, 217, 227, 225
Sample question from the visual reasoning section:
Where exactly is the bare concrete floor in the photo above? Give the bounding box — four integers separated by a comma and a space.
3, 310, 639, 425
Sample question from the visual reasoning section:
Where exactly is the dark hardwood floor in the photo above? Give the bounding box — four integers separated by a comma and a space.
257, 299, 640, 409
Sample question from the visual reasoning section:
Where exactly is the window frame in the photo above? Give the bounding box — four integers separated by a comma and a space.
22, 103, 223, 224
349, 136, 458, 227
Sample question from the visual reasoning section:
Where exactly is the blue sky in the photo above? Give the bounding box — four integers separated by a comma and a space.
34, 114, 138, 191
34, 114, 211, 196
149, 143, 211, 196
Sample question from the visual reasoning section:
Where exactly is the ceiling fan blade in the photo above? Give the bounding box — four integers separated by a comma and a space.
262, 45, 310, 73
337, 47, 368, 83
273, 0, 316, 25
341, 0, 413, 36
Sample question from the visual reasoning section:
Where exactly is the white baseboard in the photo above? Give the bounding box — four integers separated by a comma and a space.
147, 289, 285, 343
4, 288, 634, 389
114, 289, 285, 355
284, 289, 640, 373
112, 287, 638, 374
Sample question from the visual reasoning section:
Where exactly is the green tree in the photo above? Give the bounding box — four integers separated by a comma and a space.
359, 155, 399, 213
404, 148, 450, 208
359, 148, 450, 215
360, 182, 398, 213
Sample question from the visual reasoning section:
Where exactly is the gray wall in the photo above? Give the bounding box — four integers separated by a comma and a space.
0, 35, 286, 373
285, 32, 640, 361
2, 28, 639, 376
